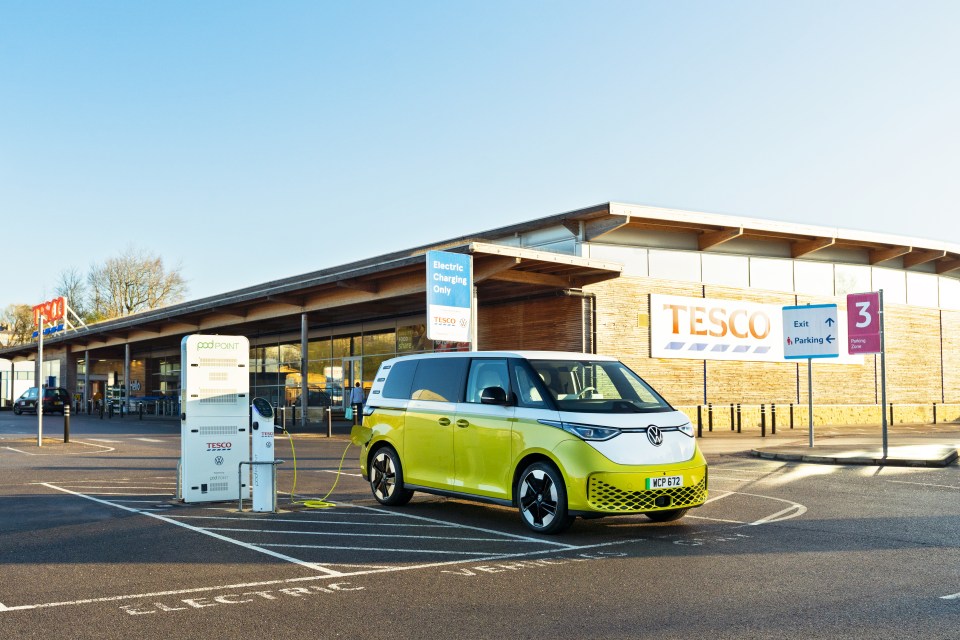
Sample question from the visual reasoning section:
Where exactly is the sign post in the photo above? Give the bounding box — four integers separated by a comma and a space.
425, 250, 473, 346
782, 304, 840, 447
847, 291, 887, 457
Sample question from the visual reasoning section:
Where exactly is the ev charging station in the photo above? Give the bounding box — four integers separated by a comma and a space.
250, 398, 277, 512
179, 335, 251, 503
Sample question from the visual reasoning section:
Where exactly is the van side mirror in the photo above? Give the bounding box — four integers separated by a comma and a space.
480, 387, 509, 405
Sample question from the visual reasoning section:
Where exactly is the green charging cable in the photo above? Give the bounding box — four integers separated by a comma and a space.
280, 427, 354, 509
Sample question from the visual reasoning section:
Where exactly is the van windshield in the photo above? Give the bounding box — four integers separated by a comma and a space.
527, 359, 672, 413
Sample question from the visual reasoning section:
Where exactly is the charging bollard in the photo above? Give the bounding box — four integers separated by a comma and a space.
63, 405, 70, 443
250, 398, 276, 512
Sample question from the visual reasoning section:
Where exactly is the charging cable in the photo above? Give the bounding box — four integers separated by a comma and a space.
279, 427, 354, 509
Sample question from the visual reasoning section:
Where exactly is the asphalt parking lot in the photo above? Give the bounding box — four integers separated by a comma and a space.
2, 412, 960, 639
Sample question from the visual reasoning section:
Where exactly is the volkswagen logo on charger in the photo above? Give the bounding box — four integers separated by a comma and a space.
646, 425, 663, 447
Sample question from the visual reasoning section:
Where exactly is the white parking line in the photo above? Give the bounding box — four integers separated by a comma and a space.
885, 479, 960, 490
170, 515, 458, 527
350, 503, 578, 549
40, 483, 345, 577
259, 543, 499, 555
134, 438, 164, 443
202, 527, 549, 543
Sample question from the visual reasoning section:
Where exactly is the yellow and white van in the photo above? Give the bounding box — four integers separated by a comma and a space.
351, 351, 708, 534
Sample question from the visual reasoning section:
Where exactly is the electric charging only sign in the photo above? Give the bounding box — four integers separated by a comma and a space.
426, 250, 472, 342
782, 304, 840, 360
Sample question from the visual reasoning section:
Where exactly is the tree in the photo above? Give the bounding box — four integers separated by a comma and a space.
55, 266, 98, 323
88, 247, 187, 319
0, 304, 35, 345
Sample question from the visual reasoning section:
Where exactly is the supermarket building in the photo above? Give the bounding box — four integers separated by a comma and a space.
2, 202, 959, 426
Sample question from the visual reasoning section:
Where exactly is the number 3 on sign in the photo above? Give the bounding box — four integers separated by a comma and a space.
854, 301, 872, 328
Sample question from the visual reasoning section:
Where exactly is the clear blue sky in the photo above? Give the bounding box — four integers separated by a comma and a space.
2, 1, 959, 307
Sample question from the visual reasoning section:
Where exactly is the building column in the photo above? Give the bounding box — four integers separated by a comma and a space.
85, 349, 91, 414
301, 313, 308, 427
124, 343, 131, 413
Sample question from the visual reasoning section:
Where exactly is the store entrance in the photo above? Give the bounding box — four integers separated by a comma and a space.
341, 356, 361, 413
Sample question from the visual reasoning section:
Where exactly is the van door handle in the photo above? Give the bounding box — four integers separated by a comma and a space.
438, 417, 451, 426
455, 419, 469, 428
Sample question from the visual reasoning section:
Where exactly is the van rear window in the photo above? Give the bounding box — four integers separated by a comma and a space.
382, 360, 417, 399
409, 358, 467, 402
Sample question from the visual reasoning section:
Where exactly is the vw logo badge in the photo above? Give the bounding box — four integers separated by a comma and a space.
214, 455, 224, 466
646, 425, 663, 447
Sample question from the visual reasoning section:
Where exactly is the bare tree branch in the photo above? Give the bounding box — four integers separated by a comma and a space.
88, 247, 187, 319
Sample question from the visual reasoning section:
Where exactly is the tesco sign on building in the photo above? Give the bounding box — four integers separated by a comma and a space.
651, 294, 783, 362
650, 294, 862, 364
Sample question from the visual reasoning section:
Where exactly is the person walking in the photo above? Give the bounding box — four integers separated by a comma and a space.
349, 381, 365, 425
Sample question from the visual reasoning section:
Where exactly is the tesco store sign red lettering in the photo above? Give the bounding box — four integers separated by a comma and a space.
33, 297, 66, 326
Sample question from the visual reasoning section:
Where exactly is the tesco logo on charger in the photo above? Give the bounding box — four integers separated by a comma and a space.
207, 442, 233, 452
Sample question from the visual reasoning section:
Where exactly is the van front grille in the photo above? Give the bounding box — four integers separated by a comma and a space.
588, 476, 707, 512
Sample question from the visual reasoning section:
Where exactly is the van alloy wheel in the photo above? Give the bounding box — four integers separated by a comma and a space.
369, 446, 413, 506
517, 462, 573, 534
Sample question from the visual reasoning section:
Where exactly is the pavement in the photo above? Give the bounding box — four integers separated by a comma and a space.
6, 407, 959, 467
719, 422, 960, 467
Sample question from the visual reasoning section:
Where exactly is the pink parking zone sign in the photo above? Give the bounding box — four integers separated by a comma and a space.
846, 292, 881, 354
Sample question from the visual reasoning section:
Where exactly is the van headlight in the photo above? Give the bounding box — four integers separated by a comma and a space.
538, 420, 620, 442
677, 422, 694, 438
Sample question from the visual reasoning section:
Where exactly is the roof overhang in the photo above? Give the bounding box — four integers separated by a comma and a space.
0, 243, 620, 360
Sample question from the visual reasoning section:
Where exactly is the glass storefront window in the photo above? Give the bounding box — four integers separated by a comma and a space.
363, 331, 396, 356
308, 338, 331, 362
398, 324, 430, 352
332, 336, 351, 358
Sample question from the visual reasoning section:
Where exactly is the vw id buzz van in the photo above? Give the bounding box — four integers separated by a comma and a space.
350, 351, 708, 534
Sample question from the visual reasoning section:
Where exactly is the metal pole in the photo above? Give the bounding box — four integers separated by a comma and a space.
327, 406, 332, 438
708, 403, 713, 432
880, 289, 888, 458
760, 404, 766, 438
697, 405, 703, 438
64, 404, 70, 443
808, 358, 814, 448
38, 315, 44, 447
771, 403, 777, 435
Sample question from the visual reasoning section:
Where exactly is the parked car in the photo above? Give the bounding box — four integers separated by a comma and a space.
13, 387, 71, 415
351, 351, 708, 534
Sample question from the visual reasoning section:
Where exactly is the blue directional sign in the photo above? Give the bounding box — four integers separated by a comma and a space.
782, 304, 840, 360
426, 250, 473, 342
